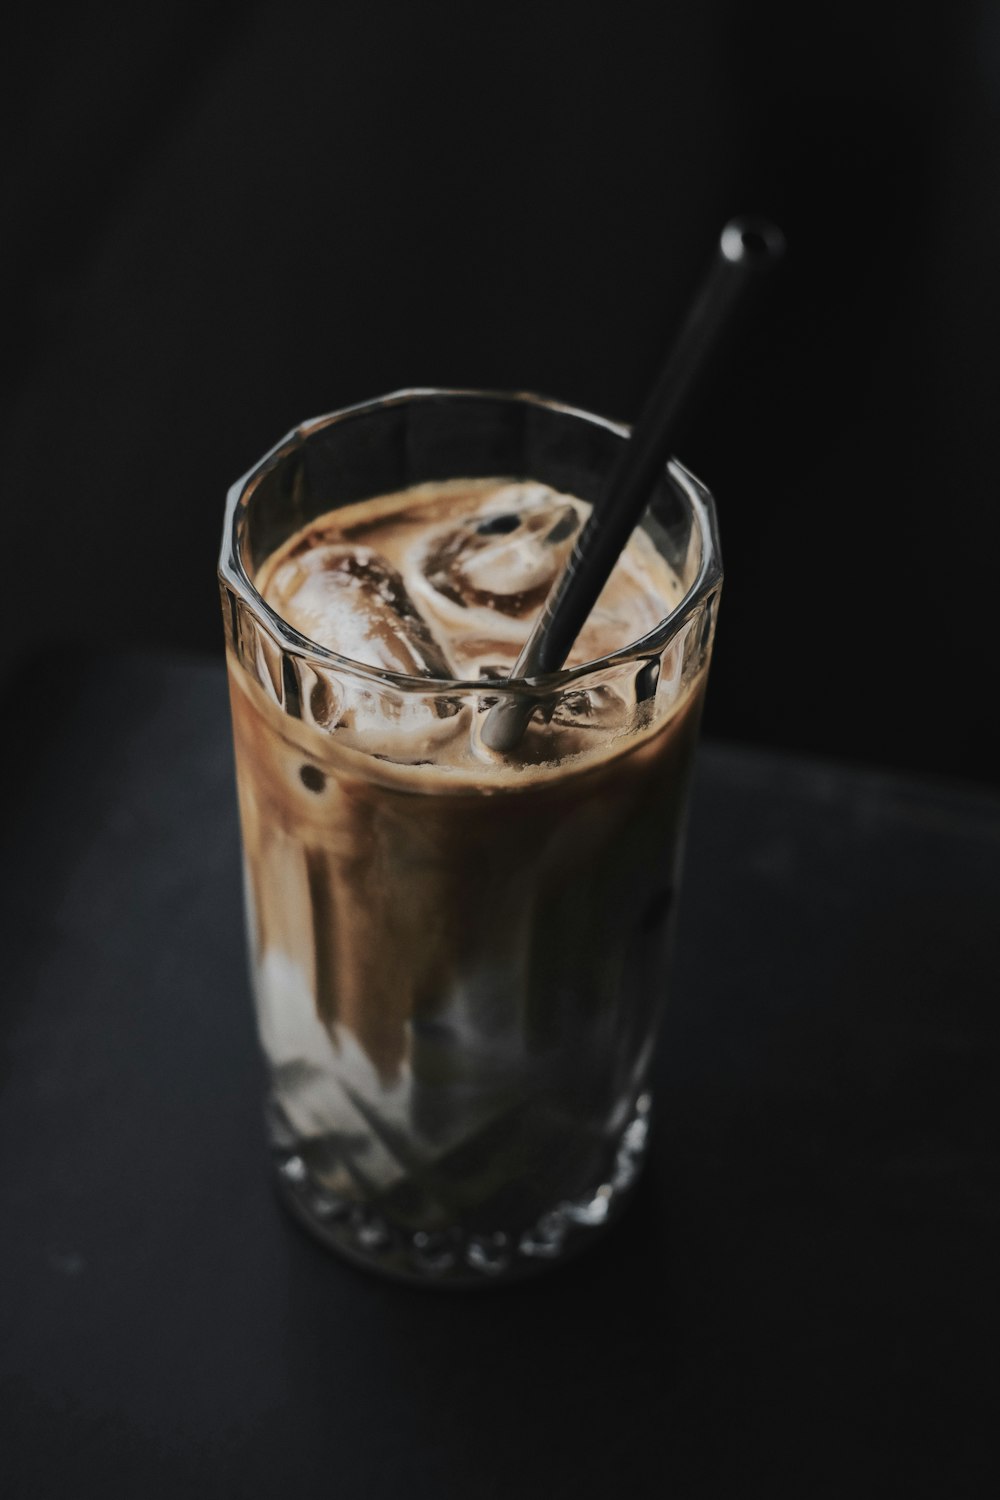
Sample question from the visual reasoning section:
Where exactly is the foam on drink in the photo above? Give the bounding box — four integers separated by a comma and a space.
258, 478, 685, 689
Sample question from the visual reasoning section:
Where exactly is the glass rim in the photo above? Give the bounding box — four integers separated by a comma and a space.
218, 387, 723, 697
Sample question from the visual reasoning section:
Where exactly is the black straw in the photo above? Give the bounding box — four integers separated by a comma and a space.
482, 216, 784, 753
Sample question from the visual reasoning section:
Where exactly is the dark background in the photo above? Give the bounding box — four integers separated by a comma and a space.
4, 0, 998, 783
3, 11, 998, 1494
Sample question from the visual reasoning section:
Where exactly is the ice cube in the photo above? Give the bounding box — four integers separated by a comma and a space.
264, 543, 453, 678
550, 683, 632, 733
420, 484, 581, 617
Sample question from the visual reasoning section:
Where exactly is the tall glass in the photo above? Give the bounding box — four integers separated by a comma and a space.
218, 390, 721, 1284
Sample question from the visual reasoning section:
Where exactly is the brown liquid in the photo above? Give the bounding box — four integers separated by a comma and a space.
226, 479, 710, 1251
258, 478, 685, 687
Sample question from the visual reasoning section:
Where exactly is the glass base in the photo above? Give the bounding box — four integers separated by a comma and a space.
269, 1094, 652, 1287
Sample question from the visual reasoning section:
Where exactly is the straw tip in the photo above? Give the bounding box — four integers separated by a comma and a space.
720, 217, 786, 267
480, 695, 536, 754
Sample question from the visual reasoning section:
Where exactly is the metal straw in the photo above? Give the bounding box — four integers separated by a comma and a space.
481, 216, 785, 754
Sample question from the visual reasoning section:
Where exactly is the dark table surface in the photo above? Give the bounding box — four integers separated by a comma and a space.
2, 653, 998, 1498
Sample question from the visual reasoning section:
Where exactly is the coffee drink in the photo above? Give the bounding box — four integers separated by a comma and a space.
218, 393, 722, 1284
220, 393, 720, 1282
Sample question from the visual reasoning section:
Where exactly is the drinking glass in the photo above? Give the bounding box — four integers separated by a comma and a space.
218, 389, 721, 1283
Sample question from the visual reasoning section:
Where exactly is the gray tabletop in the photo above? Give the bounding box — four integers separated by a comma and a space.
2, 652, 997, 1498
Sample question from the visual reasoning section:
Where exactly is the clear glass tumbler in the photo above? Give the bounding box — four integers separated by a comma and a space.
218, 390, 721, 1284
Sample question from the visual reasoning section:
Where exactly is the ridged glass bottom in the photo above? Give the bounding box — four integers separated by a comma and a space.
270, 1093, 652, 1286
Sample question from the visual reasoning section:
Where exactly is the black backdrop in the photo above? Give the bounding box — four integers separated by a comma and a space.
5, 0, 998, 783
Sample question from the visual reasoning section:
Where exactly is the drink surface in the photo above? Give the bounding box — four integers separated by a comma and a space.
258, 477, 685, 682
226, 474, 712, 1276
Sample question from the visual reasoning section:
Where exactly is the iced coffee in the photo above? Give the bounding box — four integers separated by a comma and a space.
219, 391, 721, 1283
